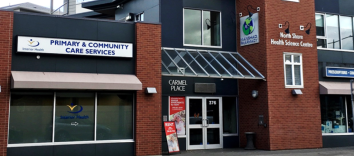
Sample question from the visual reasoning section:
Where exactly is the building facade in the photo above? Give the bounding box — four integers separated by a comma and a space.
0, 0, 353, 156
315, 0, 354, 148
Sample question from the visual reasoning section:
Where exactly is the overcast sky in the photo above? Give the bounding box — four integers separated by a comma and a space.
0, 0, 64, 9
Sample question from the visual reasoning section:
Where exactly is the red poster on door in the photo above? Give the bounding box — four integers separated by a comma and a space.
169, 97, 185, 135
164, 122, 180, 153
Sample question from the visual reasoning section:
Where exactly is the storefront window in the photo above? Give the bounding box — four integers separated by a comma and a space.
223, 97, 237, 134
8, 92, 135, 145
97, 93, 133, 140
340, 16, 354, 50
9, 93, 53, 144
321, 95, 349, 133
55, 92, 95, 142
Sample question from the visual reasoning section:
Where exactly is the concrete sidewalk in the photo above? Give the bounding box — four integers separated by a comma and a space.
165, 146, 354, 156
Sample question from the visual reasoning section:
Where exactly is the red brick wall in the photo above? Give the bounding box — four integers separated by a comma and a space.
0, 10, 13, 156
237, 0, 322, 150
135, 23, 162, 156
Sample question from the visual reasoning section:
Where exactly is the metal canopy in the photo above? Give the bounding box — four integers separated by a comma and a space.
162, 47, 265, 80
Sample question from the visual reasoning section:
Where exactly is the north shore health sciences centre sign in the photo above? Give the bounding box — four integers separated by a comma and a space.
240, 13, 259, 46
17, 36, 133, 58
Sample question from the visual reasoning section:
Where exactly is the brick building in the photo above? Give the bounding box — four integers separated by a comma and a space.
0, 0, 353, 156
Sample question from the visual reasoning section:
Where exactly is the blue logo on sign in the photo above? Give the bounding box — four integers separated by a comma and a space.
28, 39, 40, 47
67, 103, 83, 113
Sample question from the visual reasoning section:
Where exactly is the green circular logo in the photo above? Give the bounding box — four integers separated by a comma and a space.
243, 17, 254, 35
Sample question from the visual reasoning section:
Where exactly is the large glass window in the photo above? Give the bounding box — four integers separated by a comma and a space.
184, 9, 221, 47
9, 93, 53, 144
316, 13, 354, 50
97, 93, 133, 140
8, 92, 134, 145
340, 16, 354, 50
326, 15, 341, 49
222, 97, 237, 134
321, 95, 353, 134
55, 92, 95, 142
284, 53, 303, 88
316, 14, 325, 36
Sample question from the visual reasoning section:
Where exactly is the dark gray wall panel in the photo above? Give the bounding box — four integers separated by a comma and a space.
323, 135, 354, 147
115, 0, 160, 23
97, 21, 135, 42
8, 146, 54, 156
161, 0, 236, 51
318, 50, 343, 63
13, 13, 135, 74
8, 143, 134, 156
54, 55, 97, 73
161, 0, 183, 48
54, 144, 96, 156
342, 52, 354, 64
13, 15, 58, 37
55, 18, 98, 40
223, 136, 239, 148
315, 0, 339, 13
339, 0, 354, 16
96, 143, 134, 156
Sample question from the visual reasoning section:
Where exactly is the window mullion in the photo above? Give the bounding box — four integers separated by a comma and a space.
339, 15, 342, 49
292, 55, 295, 86
345, 96, 349, 133
94, 92, 98, 141
201, 10, 204, 46
52, 92, 56, 143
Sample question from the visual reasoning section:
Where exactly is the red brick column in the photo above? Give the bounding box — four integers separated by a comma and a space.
0, 11, 13, 156
237, 0, 321, 150
135, 22, 162, 156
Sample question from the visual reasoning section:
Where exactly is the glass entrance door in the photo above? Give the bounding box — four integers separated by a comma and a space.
186, 97, 223, 150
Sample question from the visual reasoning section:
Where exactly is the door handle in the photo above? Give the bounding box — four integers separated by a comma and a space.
205, 119, 209, 127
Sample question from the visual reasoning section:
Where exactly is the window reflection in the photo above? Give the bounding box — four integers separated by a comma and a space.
55, 92, 95, 142
184, 9, 221, 47
97, 93, 133, 140
321, 95, 348, 133
326, 15, 340, 49
184, 9, 202, 45
9, 93, 53, 144
340, 16, 354, 50
316, 14, 325, 36
203, 11, 221, 46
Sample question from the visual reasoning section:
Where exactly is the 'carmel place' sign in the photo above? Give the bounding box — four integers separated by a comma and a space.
17, 36, 133, 58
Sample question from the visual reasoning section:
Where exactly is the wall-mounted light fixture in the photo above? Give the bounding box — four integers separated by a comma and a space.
247, 5, 260, 17
36, 55, 40, 59
304, 23, 312, 35
279, 21, 290, 34
291, 89, 303, 95
145, 87, 157, 94
252, 90, 258, 99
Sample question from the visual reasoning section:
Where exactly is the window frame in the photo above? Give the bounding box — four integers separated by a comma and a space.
183, 8, 223, 49
321, 96, 354, 135
7, 92, 135, 147
282, 0, 300, 2
283, 52, 304, 88
317, 12, 354, 51
135, 12, 144, 22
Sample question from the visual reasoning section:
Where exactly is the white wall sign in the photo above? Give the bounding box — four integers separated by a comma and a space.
270, 32, 313, 48
169, 80, 187, 91
17, 36, 133, 58
240, 13, 259, 46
